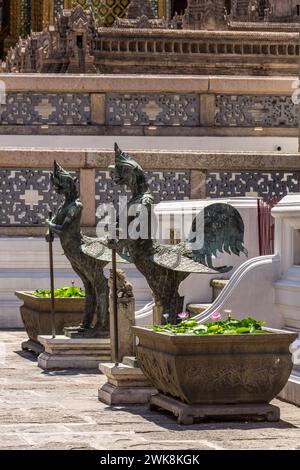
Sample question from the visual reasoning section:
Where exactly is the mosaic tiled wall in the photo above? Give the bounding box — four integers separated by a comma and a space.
3, 167, 300, 226
106, 94, 200, 126
215, 95, 298, 128
72, 1, 159, 25
0, 93, 91, 126
206, 171, 300, 201
0, 168, 190, 226
95, 169, 191, 222
150, 0, 159, 16
0, 169, 79, 226
0, 92, 298, 128
95, 169, 191, 204
54, 0, 65, 17
73, 0, 130, 25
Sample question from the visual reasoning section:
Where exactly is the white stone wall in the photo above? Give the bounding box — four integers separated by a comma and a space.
0, 135, 297, 153
155, 198, 260, 306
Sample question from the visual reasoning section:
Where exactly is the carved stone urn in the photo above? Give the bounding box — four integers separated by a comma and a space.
15, 291, 85, 354
132, 326, 297, 406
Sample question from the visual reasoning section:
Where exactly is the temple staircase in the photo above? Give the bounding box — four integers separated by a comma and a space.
187, 279, 229, 315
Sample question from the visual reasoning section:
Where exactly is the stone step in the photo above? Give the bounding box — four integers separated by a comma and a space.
187, 303, 212, 315
278, 374, 300, 407
210, 279, 229, 301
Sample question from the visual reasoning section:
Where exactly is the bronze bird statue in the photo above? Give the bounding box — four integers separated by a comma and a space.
92, 144, 248, 325
46, 161, 126, 338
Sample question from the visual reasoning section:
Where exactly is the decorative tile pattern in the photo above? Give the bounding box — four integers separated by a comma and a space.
54, 0, 65, 17
150, 0, 158, 16
22, 0, 32, 36
0, 169, 79, 226
0, 93, 91, 126
215, 95, 298, 128
106, 93, 200, 126
95, 169, 191, 214
206, 171, 300, 201
73, 0, 131, 26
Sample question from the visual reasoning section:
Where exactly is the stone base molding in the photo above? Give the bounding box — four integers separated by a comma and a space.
38, 335, 111, 370
99, 361, 158, 405
150, 394, 280, 425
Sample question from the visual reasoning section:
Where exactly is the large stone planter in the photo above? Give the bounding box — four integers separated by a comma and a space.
132, 326, 297, 406
15, 291, 85, 354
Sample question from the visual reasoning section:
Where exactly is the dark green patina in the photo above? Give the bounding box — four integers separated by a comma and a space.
46, 161, 122, 338
105, 144, 248, 324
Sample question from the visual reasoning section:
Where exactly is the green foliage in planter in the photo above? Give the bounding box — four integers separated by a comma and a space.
150, 317, 266, 336
33, 286, 86, 299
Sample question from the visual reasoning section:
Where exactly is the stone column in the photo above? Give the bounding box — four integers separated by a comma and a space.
91, 93, 106, 126
191, 170, 207, 200
200, 94, 216, 127
80, 168, 96, 227
99, 272, 157, 405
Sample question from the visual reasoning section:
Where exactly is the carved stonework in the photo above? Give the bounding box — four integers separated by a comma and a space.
229, 0, 300, 24
113, 14, 167, 29
106, 93, 200, 126
2, 5, 98, 73
2, 3, 299, 74
206, 171, 300, 201
183, 0, 227, 30
95, 168, 191, 212
0, 168, 78, 226
134, 327, 296, 405
72, 0, 130, 26
215, 95, 298, 128
109, 269, 134, 299
127, 0, 154, 19
0, 92, 91, 125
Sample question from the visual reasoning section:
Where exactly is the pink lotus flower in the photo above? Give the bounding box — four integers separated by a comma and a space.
211, 311, 222, 321
178, 312, 190, 321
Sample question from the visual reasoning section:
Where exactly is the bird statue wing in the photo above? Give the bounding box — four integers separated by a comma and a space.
186, 203, 248, 273
81, 237, 129, 264
152, 245, 217, 274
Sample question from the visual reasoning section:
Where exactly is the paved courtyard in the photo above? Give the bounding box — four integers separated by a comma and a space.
1, 330, 300, 450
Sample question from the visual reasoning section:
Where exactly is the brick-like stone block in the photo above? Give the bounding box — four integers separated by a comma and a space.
91, 94, 106, 126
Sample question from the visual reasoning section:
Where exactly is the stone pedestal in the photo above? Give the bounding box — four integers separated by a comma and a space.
37, 335, 111, 370
278, 329, 300, 406
110, 296, 135, 362
150, 394, 280, 425
99, 359, 157, 405
109, 270, 136, 362
22, 339, 44, 355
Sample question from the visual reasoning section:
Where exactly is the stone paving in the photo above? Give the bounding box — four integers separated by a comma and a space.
1, 331, 300, 450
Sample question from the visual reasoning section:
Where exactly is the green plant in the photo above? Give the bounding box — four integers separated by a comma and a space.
150, 315, 266, 336
33, 285, 85, 299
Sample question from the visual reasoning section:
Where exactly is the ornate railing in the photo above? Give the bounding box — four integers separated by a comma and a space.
0, 148, 299, 233
0, 74, 297, 135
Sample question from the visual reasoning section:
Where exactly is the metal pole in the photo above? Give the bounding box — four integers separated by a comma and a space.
112, 246, 119, 366
48, 211, 56, 339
